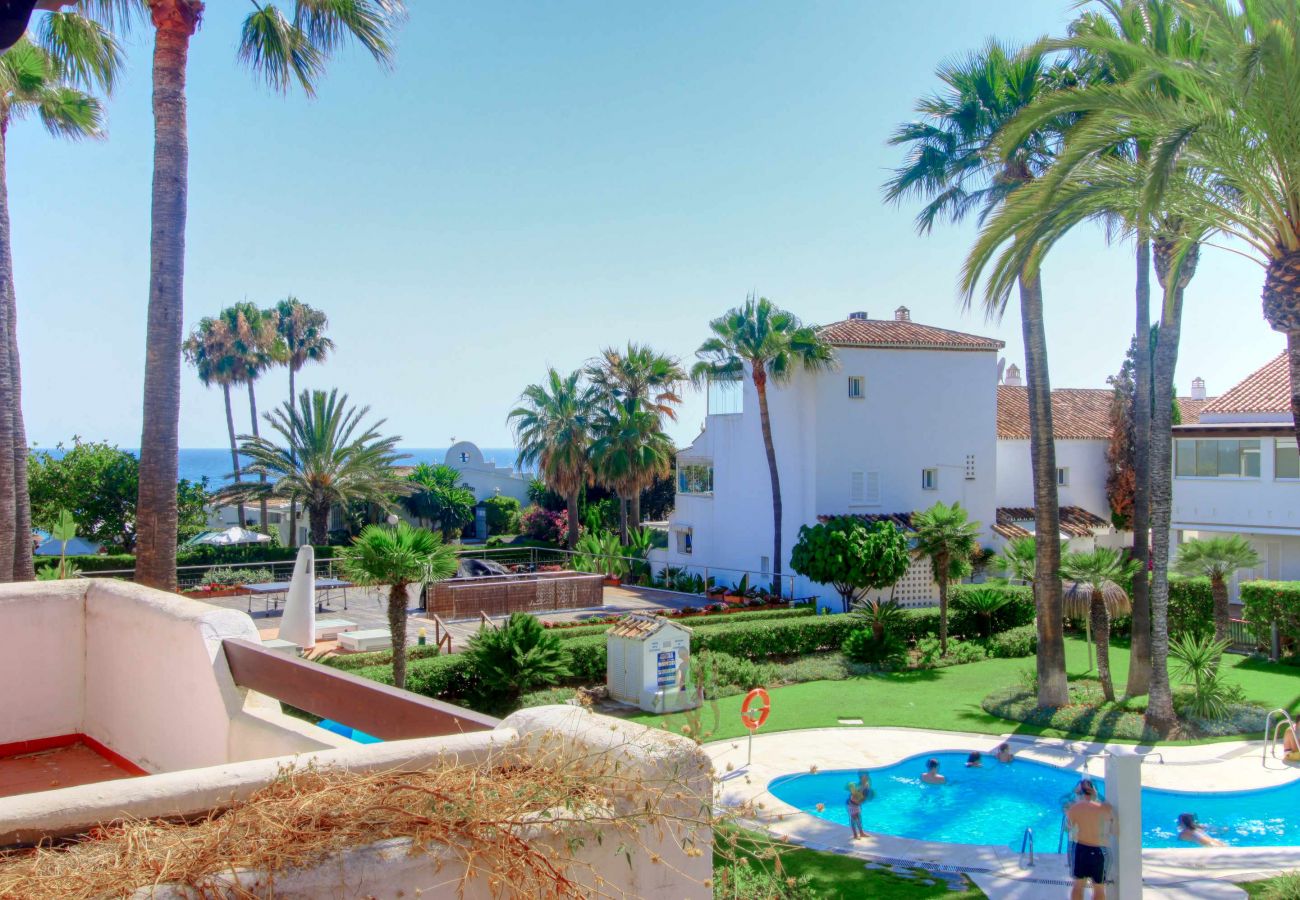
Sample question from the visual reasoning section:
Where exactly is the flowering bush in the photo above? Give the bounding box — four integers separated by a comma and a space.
520, 506, 567, 544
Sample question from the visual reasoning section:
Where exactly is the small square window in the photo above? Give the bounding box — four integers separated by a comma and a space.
847, 376, 864, 399
921, 468, 938, 491
1057, 467, 1070, 486
675, 529, 693, 555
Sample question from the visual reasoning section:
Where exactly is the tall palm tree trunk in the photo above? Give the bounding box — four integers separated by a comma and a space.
629, 491, 642, 534
1020, 270, 1067, 707
1092, 597, 1114, 702
1147, 237, 1198, 729
616, 494, 628, 544
2, 124, 30, 580
1261, 249, 1300, 441
288, 366, 297, 547
565, 490, 579, 550
309, 500, 330, 546
1211, 575, 1230, 645
222, 383, 245, 526
388, 583, 409, 689
937, 552, 950, 655
1127, 233, 1153, 697
752, 366, 783, 599
0, 125, 20, 582
248, 380, 268, 534
136, 2, 201, 591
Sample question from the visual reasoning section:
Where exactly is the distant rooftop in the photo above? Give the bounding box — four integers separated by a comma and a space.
819, 308, 1004, 352
997, 386, 1112, 441
993, 506, 1110, 540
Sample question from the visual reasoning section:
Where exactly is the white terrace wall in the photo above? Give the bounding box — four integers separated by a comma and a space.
0, 580, 342, 773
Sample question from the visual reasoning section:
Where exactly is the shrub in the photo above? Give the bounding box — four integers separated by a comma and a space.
981, 624, 1038, 658
841, 628, 906, 667
1168, 576, 1215, 639
949, 584, 1033, 635
1254, 872, 1300, 900
914, 637, 987, 668
463, 613, 571, 698
1242, 581, 1300, 647
322, 643, 444, 672
520, 506, 566, 544
692, 615, 858, 659
708, 651, 779, 690
482, 495, 522, 535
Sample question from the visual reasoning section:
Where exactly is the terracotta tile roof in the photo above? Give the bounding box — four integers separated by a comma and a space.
1176, 396, 1214, 425
819, 317, 1004, 351
607, 614, 691, 639
1201, 353, 1290, 416
997, 386, 1113, 440
993, 506, 1110, 540
818, 512, 915, 531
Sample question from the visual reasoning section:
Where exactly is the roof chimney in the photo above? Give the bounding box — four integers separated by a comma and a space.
848, 311, 869, 321
1191, 376, 1206, 401
1003, 363, 1023, 387
894, 305, 911, 322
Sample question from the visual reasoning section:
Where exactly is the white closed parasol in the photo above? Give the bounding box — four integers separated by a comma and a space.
277, 545, 316, 649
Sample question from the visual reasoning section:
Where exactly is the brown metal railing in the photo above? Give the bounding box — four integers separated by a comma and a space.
428, 613, 454, 653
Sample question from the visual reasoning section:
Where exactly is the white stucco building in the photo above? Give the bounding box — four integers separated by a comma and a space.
441, 440, 531, 506
1172, 351, 1299, 598
664, 307, 1003, 604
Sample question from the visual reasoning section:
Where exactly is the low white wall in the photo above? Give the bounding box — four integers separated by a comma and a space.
0, 581, 86, 746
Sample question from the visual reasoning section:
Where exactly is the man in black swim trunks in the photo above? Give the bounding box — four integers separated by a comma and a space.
1065, 778, 1114, 899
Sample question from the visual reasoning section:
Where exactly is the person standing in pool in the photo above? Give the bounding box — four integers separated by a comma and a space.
1066, 779, 1114, 900
966, 751, 983, 768
845, 784, 866, 839
920, 758, 946, 785
995, 742, 1015, 763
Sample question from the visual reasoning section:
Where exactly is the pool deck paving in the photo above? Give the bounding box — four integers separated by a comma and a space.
707, 726, 1300, 896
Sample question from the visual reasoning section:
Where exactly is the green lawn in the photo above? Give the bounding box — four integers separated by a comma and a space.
719, 828, 983, 898
629, 637, 1300, 743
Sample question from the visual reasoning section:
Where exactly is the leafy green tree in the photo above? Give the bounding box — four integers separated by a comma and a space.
337, 521, 457, 690
1061, 547, 1139, 702
911, 501, 981, 655
990, 536, 1038, 585
692, 296, 834, 598
0, 12, 120, 581
1173, 536, 1261, 644
28, 439, 207, 552
274, 296, 332, 546
107, 0, 405, 592
789, 517, 910, 613
219, 389, 411, 545
509, 369, 599, 550
482, 494, 521, 535
886, 42, 1076, 706
402, 463, 475, 541
464, 612, 571, 699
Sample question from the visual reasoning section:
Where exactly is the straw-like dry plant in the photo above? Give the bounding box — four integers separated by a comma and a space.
0, 732, 716, 900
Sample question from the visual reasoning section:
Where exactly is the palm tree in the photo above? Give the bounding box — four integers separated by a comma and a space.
117, 0, 405, 591
509, 369, 599, 551
910, 501, 981, 655
182, 315, 245, 525
218, 388, 411, 545
886, 42, 1076, 706
275, 296, 332, 546
402, 462, 475, 542
991, 536, 1038, 585
1061, 548, 1139, 702
1173, 536, 1261, 643
338, 521, 456, 690
590, 403, 675, 543
691, 296, 834, 598
218, 301, 285, 534
586, 343, 685, 530
0, 14, 119, 582
962, 1, 1207, 723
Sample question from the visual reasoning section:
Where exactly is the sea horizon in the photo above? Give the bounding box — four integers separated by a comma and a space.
37, 446, 524, 488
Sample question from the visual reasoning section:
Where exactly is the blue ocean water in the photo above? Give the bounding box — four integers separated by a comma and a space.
768, 752, 1300, 849
36, 447, 523, 488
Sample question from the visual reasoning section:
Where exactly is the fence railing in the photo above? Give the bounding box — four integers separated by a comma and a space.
73, 545, 802, 602
1227, 618, 1259, 654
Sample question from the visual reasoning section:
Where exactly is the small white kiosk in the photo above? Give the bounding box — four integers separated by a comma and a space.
605, 614, 697, 712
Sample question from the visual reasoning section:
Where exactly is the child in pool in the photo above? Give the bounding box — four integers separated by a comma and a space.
857, 772, 875, 800
845, 784, 866, 839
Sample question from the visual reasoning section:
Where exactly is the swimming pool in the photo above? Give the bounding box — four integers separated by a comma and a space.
767, 751, 1300, 849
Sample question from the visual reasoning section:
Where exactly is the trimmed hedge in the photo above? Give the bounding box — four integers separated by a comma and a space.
948, 584, 1035, 635
321, 644, 444, 673
1242, 581, 1300, 646
547, 605, 816, 640
35, 543, 341, 574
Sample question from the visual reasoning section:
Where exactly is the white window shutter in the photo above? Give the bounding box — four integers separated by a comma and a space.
850, 471, 865, 504
865, 471, 881, 506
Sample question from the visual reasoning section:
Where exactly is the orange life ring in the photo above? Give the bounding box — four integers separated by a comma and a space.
740, 687, 771, 731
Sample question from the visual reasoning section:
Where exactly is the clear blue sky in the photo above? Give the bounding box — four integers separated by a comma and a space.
11, 1, 1278, 451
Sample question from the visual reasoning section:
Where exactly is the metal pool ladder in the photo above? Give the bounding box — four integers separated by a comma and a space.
1263, 708, 1296, 765
1019, 827, 1034, 868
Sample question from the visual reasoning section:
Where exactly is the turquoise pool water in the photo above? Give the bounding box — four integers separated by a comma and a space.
767, 751, 1299, 849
